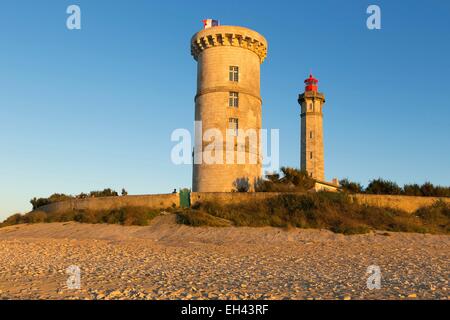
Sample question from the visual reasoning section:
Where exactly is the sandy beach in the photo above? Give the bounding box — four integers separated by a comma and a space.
0, 215, 448, 300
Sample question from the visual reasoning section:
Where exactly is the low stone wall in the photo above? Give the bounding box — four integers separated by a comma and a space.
191, 192, 450, 213
36, 194, 179, 213
191, 192, 449, 213
350, 194, 450, 213
190, 192, 282, 206
34, 192, 449, 215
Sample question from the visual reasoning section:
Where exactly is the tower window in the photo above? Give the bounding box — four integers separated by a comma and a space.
228, 118, 239, 135
310, 131, 313, 139
310, 152, 313, 159
229, 92, 239, 107
309, 103, 313, 111
229, 66, 239, 82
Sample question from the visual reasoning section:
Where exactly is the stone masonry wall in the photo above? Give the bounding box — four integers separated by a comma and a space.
33, 192, 449, 215
35, 194, 179, 214
350, 194, 450, 213
191, 193, 449, 213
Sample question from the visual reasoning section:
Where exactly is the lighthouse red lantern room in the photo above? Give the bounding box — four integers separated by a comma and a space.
304, 74, 319, 92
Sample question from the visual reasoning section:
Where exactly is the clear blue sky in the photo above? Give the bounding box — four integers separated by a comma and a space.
1, 0, 449, 219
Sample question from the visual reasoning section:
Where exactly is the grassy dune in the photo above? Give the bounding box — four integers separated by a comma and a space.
178, 193, 450, 235
2, 193, 449, 235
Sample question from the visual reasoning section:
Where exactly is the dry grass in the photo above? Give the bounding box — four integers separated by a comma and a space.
179, 193, 450, 235
0, 207, 161, 227
2, 193, 449, 235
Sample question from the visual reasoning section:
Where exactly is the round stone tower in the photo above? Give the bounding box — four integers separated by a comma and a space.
191, 22, 268, 192
298, 74, 326, 181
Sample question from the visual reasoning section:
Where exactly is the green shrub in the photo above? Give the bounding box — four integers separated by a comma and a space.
403, 184, 422, 196
254, 167, 315, 192
339, 178, 364, 194
47, 210, 76, 223
415, 200, 450, 233
366, 178, 402, 195
29, 189, 121, 210
336, 178, 450, 197
23, 211, 47, 224
123, 208, 159, 226
30, 197, 51, 210
0, 213, 24, 227
233, 177, 250, 192
1, 207, 160, 228
89, 188, 119, 198
73, 210, 101, 224
176, 210, 230, 227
